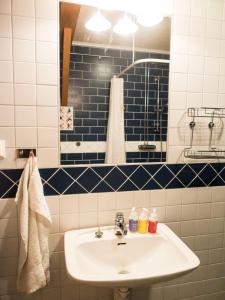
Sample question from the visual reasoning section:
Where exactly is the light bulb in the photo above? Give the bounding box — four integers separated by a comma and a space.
85, 11, 111, 32
137, 14, 163, 27
113, 15, 138, 35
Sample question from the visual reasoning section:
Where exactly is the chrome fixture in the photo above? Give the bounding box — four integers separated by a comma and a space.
114, 212, 127, 236
95, 227, 103, 238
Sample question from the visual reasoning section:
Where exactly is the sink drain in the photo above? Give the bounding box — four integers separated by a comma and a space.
118, 270, 129, 274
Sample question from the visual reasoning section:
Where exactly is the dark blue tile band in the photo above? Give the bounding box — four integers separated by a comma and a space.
1, 163, 225, 198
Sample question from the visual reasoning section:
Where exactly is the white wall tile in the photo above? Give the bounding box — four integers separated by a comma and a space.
36, 41, 57, 64
14, 62, 36, 84
0, 15, 12, 38
13, 39, 35, 62
36, 85, 58, 106
12, 0, 34, 17
12, 16, 35, 40
38, 127, 58, 147
0, 38, 12, 60
60, 214, 79, 232
15, 106, 36, 126
0, 83, 13, 105
79, 193, 98, 213
190, 17, 206, 37
188, 55, 204, 74
170, 92, 187, 110
0, 0, 11, 14
171, 54, 188, 73
15, 127, 37, 147
79, 212, 98, 228
205, 38, 220, 57
0, 106, 14, 126
171, 35, 188, 54
206, 20, 222, 39
0, 127, 15, 147
188, 36, 204, 55
37, 64, 57, 85
173, 16, 190, 35
186, 92, 203, 107
174, 0, 191, 16
37, 106, 58, 127
14, 84, 36, 105
203, 76, 219, 93
0, 148, 16, 168
59, 195, 78, 214
37, 147, 58, 167
218, 76, 225, 93
36, 19, 57, 42
191, 0, 207, 18
204, 57, 220, 75
170, 73, 187, 92
208, 0, 224, 20
36, 0, 57, 19
0, 61, 13, 82
169, 109, 185, 128
187, 74, 203, 93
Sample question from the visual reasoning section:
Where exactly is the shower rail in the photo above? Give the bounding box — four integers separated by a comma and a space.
116, 58, 170, 78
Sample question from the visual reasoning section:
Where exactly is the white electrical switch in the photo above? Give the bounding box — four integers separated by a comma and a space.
0, 140, 6, 159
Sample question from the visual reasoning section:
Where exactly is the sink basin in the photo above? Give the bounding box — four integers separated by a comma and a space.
64, 224, 200, 288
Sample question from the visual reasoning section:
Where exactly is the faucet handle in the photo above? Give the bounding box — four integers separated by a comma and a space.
115, 212, 124, 222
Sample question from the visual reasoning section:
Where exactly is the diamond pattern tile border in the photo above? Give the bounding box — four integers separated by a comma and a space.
1, 163, 225, 198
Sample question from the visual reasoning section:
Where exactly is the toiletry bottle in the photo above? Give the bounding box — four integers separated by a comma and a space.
148, 208, 158, 234
129, 207, 138, 232
138, 208, 149, 234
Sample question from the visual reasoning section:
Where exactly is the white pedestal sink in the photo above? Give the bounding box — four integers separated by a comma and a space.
64, 224, 200, 299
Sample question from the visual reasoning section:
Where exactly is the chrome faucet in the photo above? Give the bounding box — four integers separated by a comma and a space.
114, 212, 127, 236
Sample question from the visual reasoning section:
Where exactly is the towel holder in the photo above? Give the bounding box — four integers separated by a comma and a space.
16, 149, 36, 158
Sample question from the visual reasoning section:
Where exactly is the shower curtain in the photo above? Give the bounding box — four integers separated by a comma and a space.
105, 77, 126, 164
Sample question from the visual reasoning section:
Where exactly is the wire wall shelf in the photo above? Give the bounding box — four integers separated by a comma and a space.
184, 148, 225, 159
188, 107, 225, 118
185, 107, 225, 160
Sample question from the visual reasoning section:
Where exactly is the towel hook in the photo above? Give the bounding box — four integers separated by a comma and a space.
16, 149, 36, 159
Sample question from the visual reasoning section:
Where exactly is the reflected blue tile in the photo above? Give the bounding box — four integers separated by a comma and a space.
166, 178, 184, 189
142, 164, 162, 176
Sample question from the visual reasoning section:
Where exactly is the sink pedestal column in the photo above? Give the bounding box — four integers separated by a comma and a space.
114, 288, 130, 300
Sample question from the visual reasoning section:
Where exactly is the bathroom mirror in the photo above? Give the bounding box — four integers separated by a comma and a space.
59, 1, 171, 165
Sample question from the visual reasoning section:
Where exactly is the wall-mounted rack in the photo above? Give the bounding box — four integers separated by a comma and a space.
184, 148, 225, 159
184, 107, 225, 159
188, 107, 225, 118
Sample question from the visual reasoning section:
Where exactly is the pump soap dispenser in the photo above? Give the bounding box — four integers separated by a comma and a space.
138, 208, 149, 234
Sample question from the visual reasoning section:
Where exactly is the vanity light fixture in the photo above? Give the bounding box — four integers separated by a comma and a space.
113, 14, 138, 35
85, 11, 111, 32
137, 14, 164, 27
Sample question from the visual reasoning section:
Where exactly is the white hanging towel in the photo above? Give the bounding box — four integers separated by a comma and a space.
15, 155, 52, 294
105, 77, 126, 164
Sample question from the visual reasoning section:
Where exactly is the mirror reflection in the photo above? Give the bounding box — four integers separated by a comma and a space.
59, 2, 171, 165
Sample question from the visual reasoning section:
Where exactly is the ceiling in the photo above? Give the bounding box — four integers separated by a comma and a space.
73, 5, 171, 52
